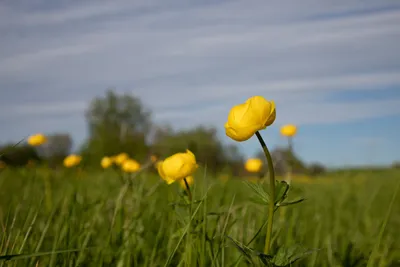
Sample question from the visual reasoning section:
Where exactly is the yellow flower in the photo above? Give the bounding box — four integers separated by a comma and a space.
101, 156, 113, 169
157, 150, 198, 184
63, 154, 82, 168
280, 124, 297, 137
122, 159, 141, 173
114, 153, 129, 165
27, 133, 47, 146
245, 158, 263, 173
224, 96, 276, 142
179, 176, 194, 189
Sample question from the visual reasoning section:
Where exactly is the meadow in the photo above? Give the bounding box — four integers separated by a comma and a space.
0, 166, 399, 267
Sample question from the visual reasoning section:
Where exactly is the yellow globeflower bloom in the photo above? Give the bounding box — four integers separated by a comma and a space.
63, 154, 82, 168
122, 159, 141, 173
157, 150, 198, 185
245, 158, 263, 173
224, 96, 276, 142
280, 124, 297, 137
27, 133, 47, 146
101, 156, 113, 169
115, 153, 129, 165
179, 176, 194, 189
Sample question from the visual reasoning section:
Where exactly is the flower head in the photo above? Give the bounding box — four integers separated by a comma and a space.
122, 159, 141, 173
63, 154, 82, 168
157, 150, 198, 184
114, 153, 129, 165
101, 156, 113, 169
280, 124, 297, 137
245, 158, 263, 173
27, 133, 47, 146
179, 176, 194, 189
225, 96, 276, 141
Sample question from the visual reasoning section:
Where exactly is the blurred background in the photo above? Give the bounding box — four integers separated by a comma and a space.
1, 0, 400, 171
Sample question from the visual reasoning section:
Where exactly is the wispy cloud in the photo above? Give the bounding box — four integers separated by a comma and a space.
0, 0, 399, 164
152, 98, 400, 129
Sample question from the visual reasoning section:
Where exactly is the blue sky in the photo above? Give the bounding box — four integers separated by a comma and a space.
0, 0, 400, 167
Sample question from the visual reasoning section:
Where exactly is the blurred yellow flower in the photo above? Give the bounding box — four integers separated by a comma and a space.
245, 158, 263, 173
114, 153, 129, 165
179, 176, 194, 189
27, 133, 47, 146
0, 160, 6, 169
101, 156, 113, 169
225, 96, 276, 142
280, 124, 297, 137
157, 150, 198, 184
63, 154, 82, 168
122, 159, 141, 173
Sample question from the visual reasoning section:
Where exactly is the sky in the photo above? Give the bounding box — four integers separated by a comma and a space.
0, 0, 400, 168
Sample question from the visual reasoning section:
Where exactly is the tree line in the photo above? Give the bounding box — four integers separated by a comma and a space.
0, 89, 326, 176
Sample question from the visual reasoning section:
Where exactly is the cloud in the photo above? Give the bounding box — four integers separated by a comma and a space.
152, 98, 400, 129
0, 101, 86, 120
0, 0, 400, 153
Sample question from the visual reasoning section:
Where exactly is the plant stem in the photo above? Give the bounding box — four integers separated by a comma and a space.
183, 177, 192, 202
183, 177, 192, 266
287, 137, 293, 184
255, 131, 276, 255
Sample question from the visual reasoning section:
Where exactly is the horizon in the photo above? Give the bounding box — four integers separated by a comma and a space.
1, 0, 400, 168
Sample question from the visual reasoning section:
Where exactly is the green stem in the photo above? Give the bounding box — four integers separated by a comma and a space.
287, 137, 293, 184
255, 131, 276, 255
183, 177, 192, 266
183, 177, 192, 202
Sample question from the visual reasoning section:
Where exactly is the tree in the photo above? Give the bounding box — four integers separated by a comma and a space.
151, 126, 243, 174
255, 147, 308, 176
81, 89, 152, 163
308, 162, 326, 176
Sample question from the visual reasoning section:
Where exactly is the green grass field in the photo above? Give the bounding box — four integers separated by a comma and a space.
0, 167, 399, 266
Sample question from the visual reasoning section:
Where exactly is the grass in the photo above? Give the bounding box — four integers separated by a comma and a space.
0, 167, 399, 266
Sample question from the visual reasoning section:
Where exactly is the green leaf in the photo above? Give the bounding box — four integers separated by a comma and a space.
274, 181, 290, 205
226, 235, 256, 265
0, 248, 83, 261
244, 181, 270, 204
278, 198, 306, 207
258, 253, 274, 266
272, 244, 317, 266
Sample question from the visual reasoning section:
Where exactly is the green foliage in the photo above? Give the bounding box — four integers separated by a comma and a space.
81, 89, 152, 163
0, 169, 399, 266
256, 148, 309, 176
0, 143, 40, 166
152, 125, 243, 174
